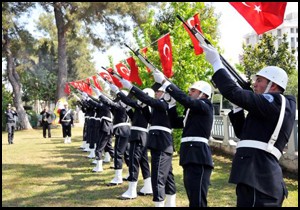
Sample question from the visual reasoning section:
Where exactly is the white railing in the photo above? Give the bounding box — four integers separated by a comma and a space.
211, 115, 298, 154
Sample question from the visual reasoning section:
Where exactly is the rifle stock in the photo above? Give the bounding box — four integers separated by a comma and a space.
177, 15, 252, 91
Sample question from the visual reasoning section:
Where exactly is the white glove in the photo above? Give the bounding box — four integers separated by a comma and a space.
81, 92, 90, 101
109, 83, 120, 94
230, 102, 243, 113
92, 86, 102, 97
168, 96, 176, 109
199, 43, 225, 72
153, 71, 165, 84
120, 78, 133, 90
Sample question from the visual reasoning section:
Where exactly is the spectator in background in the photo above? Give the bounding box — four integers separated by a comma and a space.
4, 104, 18, 144
40, 106, 53, 138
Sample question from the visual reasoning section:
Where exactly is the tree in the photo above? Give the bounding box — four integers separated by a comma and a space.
241, 33, 297, 98
38, 2, 155, 101
128, 2, 220, 151
2, 2, 36, 130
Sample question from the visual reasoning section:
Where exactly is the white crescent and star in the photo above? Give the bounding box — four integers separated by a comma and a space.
241, 2, 261, 13
163, 44, 171, 61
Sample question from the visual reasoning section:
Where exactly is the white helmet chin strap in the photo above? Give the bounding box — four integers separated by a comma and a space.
264, 81, 273, 93
198, 93, 203, 99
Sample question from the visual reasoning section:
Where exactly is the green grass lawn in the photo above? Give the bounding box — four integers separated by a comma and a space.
2, 126, 298, 207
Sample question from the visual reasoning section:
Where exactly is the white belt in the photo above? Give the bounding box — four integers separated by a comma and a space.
113, 122, 131, 129
181, 137, 208, 144
61, 119, 71, 122
101, 116, 113, 122
149, 126, 172, 134
131, 126, 148, 133
89, 116, 101, 121
237, 140, 282, 160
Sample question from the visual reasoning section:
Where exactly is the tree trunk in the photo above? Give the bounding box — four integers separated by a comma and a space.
3, 30, 32, 130
54, 3, 68, 101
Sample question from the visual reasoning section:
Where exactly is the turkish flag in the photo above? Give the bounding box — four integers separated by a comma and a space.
64, 83, 71, 95
106, 67, 123, 88
229, 2, 287, 35
91, 75, 103, 91
141, 47, 151, 73
115, 62, 131, 81
69, 80, 92, 95
98, 69, 114, 84
157, 33, 173, 78
183, 13, 204, 55
126, 56, 142, 86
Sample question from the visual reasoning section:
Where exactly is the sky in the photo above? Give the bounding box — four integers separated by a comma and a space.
92, 2, 298, 70
18, 2, 299, 71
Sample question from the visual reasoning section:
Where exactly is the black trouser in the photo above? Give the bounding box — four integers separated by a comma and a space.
95, 132, 111, 160
236, 183, 285, 207
62, 124, 71, 137
42, 122, 51, 138
128, 140, 151, 182
150, 149, 176, 202
114, 135, 129, 169
183, 163, 212, 207
7, 123, 15, 144
104, 136, 114, 157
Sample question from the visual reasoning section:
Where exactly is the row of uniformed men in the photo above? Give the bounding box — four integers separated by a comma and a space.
70, 41, 296, 207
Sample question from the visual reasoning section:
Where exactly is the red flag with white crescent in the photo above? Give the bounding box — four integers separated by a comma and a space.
157, 33, 173, 78
229, 2, 287, 35
106, 67, 123, 88
91, 75, 103, 91
126, 56, 142, 86
98, 69, 114, 83
183, 13, 204, 55
115, 62, 131, 81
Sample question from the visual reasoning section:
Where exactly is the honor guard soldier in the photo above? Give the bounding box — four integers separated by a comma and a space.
96, 89, 131, 186
200, 43, 296, 207
109, 83, 153, 199
119, 77, 177, 207
153, 71, 214, 207
5, 104, 18, 144
59, 102, 74, 144
81, 91, 114, 172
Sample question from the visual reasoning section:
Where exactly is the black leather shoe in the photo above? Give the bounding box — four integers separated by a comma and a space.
137, 191, 153, 196
106, 182, 121, 187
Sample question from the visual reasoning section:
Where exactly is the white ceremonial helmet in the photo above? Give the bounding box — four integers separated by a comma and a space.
254, 66, 288, 90
189, 81, 212, 99
143, 88, 155, 98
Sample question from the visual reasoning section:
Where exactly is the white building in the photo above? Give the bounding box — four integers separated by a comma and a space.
243, 12, 298, 65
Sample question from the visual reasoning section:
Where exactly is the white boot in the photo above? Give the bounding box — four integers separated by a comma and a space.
87, 148, 95, 159
139, 177, 153, 195
121, 181, 138, 199
80, 141, 86, 149
92, 159, 97, 164
64, 137, 68, 144
108, 169, 123, 185
103, 152, 111, 163
154, 201, 164, 207
165, 194, 176, 207
67, 136, 71, 143
83, 143, 90, 152
92, 160, 103, 172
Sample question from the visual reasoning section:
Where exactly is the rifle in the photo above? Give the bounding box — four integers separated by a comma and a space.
89, 78, 115, 103
69, 83, 101, 103
124, 43, 173, 84
176, 15, 252, 91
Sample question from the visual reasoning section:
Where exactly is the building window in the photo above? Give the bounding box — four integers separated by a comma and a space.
277, 29, 282, 36
291, 28, 294, 33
